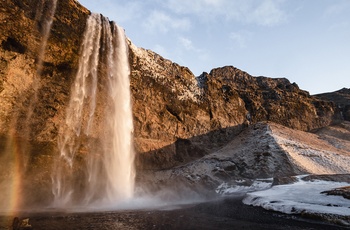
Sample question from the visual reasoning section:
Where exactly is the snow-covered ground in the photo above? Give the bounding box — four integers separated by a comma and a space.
269, 123, 350, 174
215, 179, 273, 195
213, 122, 350, 225
242, 175, 350, 225
140, 121, 350, 225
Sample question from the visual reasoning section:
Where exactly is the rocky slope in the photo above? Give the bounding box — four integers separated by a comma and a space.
137, 121, 350, 199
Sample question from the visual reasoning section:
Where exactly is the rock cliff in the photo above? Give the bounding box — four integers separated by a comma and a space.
131, 59, 339, 169
0, 0, 89, 142
315, 88, 350, 121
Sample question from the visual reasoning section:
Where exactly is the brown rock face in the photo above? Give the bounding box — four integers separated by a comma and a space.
0, 0, 89, 142
0, 0, 89, 208
131, 62, 339, 169
128, 45, 248, 170
206, 66, 337, 130
315, 88, 350, 121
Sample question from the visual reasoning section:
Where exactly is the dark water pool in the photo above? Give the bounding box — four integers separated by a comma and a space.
0, 197, 346, 230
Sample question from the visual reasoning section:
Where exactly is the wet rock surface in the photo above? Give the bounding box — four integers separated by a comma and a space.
321, 186, 350, 200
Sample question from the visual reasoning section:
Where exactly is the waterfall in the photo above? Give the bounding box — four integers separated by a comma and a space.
26, 0, 58, 127
103, 21, 135, 202
35, 0, 58, 77
52, 13, 135, 207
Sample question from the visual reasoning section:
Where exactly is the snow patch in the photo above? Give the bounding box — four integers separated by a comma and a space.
216, 178, 273, 195
273, 135, 350, 174
128, 40, 203, 103
243, 176, 350, 217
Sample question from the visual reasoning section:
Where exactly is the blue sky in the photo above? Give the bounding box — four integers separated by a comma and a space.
77, 0, 349, 94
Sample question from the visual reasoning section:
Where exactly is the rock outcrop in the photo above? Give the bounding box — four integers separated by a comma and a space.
132, 61, 339, 169
315, 88, 350, 121
0, 0, 89, 142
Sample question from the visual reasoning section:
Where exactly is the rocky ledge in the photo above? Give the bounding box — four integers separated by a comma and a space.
322, 186, 350, 200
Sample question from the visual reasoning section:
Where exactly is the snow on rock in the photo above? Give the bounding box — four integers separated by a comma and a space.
269, 122, 350, 174
243, 175, 350, 225
216, 178, 273, 195
137, 122, 350, 212
128, 40, 203, 103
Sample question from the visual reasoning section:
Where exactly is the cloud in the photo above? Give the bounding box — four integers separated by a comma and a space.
324, 0, 350, 16
323, 1, 350, 31
248, 0, 287, 26
179, 37, 195, 51
143, 10, 191, 33
81, 1, 143, 23
177, 36, 209, 61
230, 31, 253, 48
164, 0, 224, 14
162, 0, 288, 26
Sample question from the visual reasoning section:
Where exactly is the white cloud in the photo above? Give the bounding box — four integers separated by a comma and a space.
248, 0, 287, 26
230, 31, 253, 48
163, 0, 287, 26
162, 0, 225, 14
179, 37, 195, 51
324, 0, 350, 16
142, 10, 191, 33
177, 36, 209, 61
80, 1, 143, 23
323, 1, 350, 32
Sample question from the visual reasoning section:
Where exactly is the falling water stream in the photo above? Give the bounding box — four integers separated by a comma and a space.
52, 13, 135, 208
26, 0, 58, 129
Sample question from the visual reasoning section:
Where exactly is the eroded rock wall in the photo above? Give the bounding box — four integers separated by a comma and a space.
315, 88, 350, 121
0, 0, 89, 142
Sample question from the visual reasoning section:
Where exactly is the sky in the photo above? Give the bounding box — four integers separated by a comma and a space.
77, 0, 350, 95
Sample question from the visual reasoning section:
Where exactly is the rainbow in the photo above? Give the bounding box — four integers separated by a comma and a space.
0, 132, 24, 215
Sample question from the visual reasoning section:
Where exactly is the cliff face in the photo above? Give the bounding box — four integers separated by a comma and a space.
315, 88, 350, 121
0, 0, 345, 206
0, 0, 90, 208
128, 45, 248, 169
130, 54, 338, 169
0, 0, 89, 142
